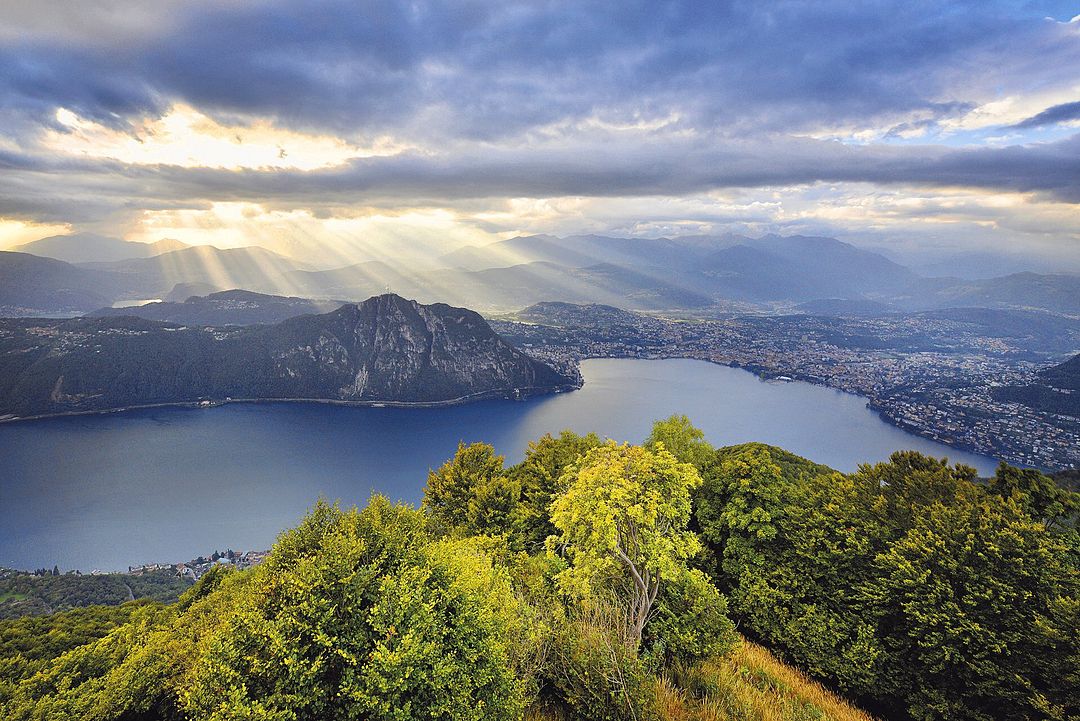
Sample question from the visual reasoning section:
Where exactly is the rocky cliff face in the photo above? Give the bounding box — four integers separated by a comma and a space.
263, 294, 572, 402
0, 294, 577, 418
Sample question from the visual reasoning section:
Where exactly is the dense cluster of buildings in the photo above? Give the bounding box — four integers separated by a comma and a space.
129, 549, 269, 581
493, 308, 1080, 470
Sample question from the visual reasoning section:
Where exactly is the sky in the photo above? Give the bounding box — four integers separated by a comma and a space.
0, 0, 1078, 271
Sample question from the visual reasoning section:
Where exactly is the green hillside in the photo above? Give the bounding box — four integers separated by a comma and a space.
1, 419, 1076, 720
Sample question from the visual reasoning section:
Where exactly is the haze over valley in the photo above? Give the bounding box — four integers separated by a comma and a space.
5, 230, 1080, 317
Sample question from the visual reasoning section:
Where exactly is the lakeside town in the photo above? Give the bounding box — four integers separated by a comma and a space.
491, 304, 1080, 471
128, 549, 270, 581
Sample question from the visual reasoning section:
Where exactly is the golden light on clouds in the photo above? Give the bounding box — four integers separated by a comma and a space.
788, 186, 1080, 239
941, 86, 1080, 133
44, 105, 410, 171
0, 218, 72, 250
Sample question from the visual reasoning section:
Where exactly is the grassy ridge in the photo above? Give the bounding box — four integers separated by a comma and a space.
663, 640, 878, 721
527, 637, 877, 721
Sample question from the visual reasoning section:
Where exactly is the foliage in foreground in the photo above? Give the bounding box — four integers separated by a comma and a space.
697, 444, 1080, 720
1, 416, 1077, 721
649, 638, 877, 721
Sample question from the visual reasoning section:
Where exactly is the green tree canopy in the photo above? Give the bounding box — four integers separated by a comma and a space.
3, 499, 527, 721
509, 430, 603, 548
422, 442, 519, 537
989, 462, 1080, 532
645, 414, 713, 469
548, 441, 703, 646
697, 447, 1080, 719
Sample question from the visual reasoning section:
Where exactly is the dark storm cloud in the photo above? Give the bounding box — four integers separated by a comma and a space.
1012, 100, 1080, 129
1, 1, 1077, 139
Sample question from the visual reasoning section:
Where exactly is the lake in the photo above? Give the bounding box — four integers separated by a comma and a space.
0, 358, 999, 571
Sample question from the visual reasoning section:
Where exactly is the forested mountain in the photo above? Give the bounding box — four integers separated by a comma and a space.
88, 290, 348, 326
993, 352, 1080, 416
11, 233, 188, 264
516, 301, 663, 329
0, 252, 122, 315
0, 294, 575, 418
1040, 353, 1080, 390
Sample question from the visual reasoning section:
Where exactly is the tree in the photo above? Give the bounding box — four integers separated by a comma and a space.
696, 448, 1080, 717
3, 499, 527, 721
183, 498, 525, 721
423, 442, 518, 537
989, 462, 1080, 532
548, 441, 703, 646
509, 430, 603, 548
645, 414, 713, 469
863, 493, 1079, 720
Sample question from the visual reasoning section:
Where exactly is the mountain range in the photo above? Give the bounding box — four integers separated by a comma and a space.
88, 290, 349, 326
3, 231, 1080, 317
12, 233, 189, 264
0, 294, 576, 419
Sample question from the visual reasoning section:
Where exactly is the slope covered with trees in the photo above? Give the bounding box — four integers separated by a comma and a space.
0, 569, 190, 620
993, 353, 1080, 417
1, 419, 1076, 720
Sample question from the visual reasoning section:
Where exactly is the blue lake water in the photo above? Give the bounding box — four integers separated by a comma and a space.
0, 358, 998, 571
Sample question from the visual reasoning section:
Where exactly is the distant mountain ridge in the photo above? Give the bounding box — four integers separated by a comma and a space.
903, 272, 1080, 315
0, 294, 576, 419
285, 259, 711, 311
77, 245, 306, 297
0, 252, 120, 315
2, 233, 1080, 317
12, 233, 189, 264
438, 232, 919, 305
88, 290, 348, 326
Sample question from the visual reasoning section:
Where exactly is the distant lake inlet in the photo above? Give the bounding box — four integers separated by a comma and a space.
0, 358, 998, 571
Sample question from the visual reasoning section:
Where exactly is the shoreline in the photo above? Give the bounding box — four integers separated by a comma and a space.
577, 353, 1017, 469
0, 382, 583, 425
0, 353, 1024, 468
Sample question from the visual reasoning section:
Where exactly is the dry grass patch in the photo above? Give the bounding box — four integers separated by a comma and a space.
663, 638, 878, 721
523, 636, 877, 721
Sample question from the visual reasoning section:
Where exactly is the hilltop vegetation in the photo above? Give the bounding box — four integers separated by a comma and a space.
0, 569, 190, 620
1, 418, 1076, 720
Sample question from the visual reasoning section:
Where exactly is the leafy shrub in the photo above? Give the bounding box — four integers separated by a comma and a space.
545, 607, 658, 721
180, 498, 525, 721
642, 568, 738, 670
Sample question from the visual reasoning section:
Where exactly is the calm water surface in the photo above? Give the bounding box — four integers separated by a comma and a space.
0, 358, 998, 570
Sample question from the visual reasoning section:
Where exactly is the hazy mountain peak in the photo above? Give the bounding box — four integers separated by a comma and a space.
12, 233, 191, 264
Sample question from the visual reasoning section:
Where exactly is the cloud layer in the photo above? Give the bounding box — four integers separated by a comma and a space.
0, 0, 1078, 263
